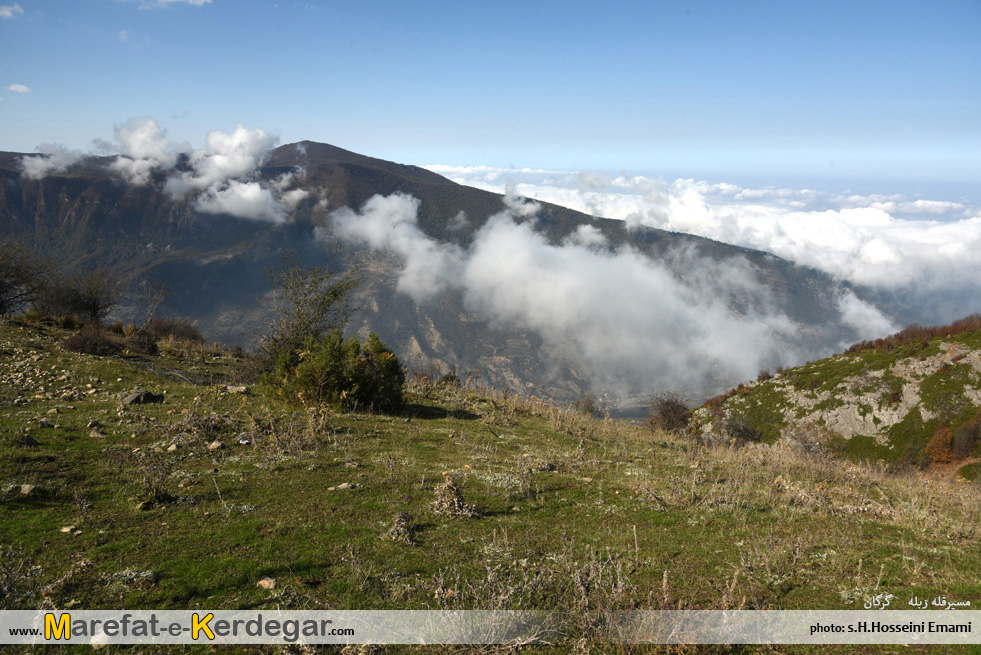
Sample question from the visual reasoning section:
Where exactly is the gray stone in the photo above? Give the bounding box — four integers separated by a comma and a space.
121, 390, 164, 406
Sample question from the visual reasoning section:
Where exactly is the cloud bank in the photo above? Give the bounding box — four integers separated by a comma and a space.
18, 118, 304, 224
428, 165, 981, 325
329, 192, 803, 397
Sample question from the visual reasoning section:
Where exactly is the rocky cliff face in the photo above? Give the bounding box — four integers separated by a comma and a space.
693, 323, 981, 470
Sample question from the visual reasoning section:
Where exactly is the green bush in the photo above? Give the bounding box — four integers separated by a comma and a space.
273, 331, 405, 413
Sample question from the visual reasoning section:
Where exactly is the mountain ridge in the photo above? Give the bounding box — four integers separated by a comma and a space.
1, 140, 893, 405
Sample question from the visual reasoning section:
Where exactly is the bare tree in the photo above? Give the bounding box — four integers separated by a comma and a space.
74, 267, 125, 322
135, 279, 171, 333
34, 266, 124, 323
0, 236, 49, 316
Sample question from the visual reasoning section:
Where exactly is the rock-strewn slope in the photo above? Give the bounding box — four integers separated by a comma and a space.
692, 322, 981, 469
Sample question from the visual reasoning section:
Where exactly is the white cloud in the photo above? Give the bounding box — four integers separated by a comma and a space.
281, 188, 309, 209
165, 124, 278, 195
0, 3, 23, 19
6, 83, 30, 93
835, 290, 898, 343
19, 144, 84, 179
329, 191, 805, 398
330, 193, 465, 302
110, 117, 181, 185
160, 123, 295, 221
564, 224, 607, 248
194, 180, 287, 223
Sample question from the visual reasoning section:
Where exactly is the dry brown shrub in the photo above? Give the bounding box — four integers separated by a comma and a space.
430, 476, 479, 518
926, 422, 953, 464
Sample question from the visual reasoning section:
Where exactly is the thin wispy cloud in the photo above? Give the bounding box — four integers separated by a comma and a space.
0, 3, 23, 19
6, 84, 30, 93
133, 0, 212, 8
19, 144, 85, 179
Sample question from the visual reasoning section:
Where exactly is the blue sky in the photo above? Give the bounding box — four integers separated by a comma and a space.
1, 0, 979, 197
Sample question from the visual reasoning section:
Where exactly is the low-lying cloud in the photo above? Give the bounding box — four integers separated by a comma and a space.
328, 191, 803, 398
110, 117, 182, 185
428, 165, 981, 326
18, 118, 303, 223
19, 144, 85, 180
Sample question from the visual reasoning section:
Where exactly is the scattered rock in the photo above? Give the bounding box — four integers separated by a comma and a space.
225, 385, 249, 394
166, 443, 180, 452
60, 525, 75, 533
257, 576, 277, 590
16, 434, 40, 446
87, 420, 101, 429
208, 440, 224, 451
38, 418, 53, 429
328, 482, 360, 491
19, 484, 35, 496
121, 390, 164, 406
46, 408, 59, 415
90, 428, 106, 438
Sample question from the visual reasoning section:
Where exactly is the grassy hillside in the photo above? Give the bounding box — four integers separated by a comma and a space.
2, 319, 981, 653
692, 317, 981, 476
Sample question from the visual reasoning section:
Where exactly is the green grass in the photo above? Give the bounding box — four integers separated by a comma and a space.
3, 319, 981, 654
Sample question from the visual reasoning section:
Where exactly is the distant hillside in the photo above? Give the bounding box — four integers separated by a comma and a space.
692, 315, 981, 477
0, 141, 893, 404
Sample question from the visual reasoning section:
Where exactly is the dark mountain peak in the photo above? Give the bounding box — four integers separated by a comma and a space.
267, 141, 453, 188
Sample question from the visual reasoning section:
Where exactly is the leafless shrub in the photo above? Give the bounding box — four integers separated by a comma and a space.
431, 476, 479, 518
646, 391, 690, 433
40, 559, 97, 609
0, 544, 41, 609
133, 453, 175, 509
571, 392, 601, 418
61, 322, 123, 356
388, 511, 417, 546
